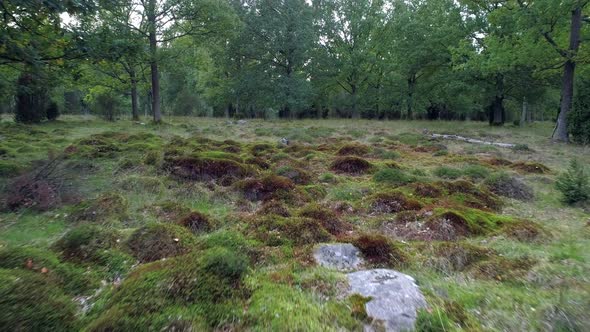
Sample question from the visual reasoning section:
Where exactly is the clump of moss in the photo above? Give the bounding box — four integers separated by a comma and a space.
469, 256, 535, 282
53, 224, 120, 262
337, 143, 371, 156
235, 175, 295, 202
145, 201, 190, 221
330, 156, 373, 175
484, 172, 534, 200
0, 246, 98, 294
142, 150, 163, 166
409, 182, 442, 198
164, 156, 254, 185
352, 234, 407, 267
422, 242, 493, 272
303, 185, 328, 201
0, 269, 79, 331
441, 180, 503, 211
69, 192, 128, 224
176, 211, 213, 234
250, 143, 275, 156
368, 191, 422, 214
373, 167, 414, 185
118, 175, 164, 193
257, 200, 291, 217
298, 203, 352, 236
433, 166, 463, 179
511, 161, 551, 174
463, 164, 491, 180
349, 294, 371, 321
319, 172, 337, 183
486, 157, 513, 166
126, 223, 197, 263
275, 165, 312, 184
75, 135, 121, 158
501, 220, 548, 242
248, 216, 331, 246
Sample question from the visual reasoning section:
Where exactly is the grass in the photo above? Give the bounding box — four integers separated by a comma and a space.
0, 115, 589, 331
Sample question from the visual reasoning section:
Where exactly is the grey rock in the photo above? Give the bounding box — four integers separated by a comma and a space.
347, 269, 427, 332
314, 243, 364, 271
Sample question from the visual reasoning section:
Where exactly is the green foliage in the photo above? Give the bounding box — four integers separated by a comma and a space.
0, 269, 79, 331
46, 101, 60, 121
433, 166, 463, 179
126, 223, 197, 263
15, 72, 49, 124
569, 77, 590, 145
555, 159, 590, 204
373, 167, 414, 185
415, 308, 456, 332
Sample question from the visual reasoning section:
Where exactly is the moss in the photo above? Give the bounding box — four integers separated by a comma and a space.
257, 200, 291, 217
433, 166, 463, 179
484, 172, 534, 200
368, 191, 423, 214
0, 269, 79, 331
463, 164, 491, 180
244, 156, 270, 170
118, 175, 164, 193
275, 165, 312, 184
176, 211, 213, 234
142, 149, 163, 166
164, 156, 254, 184
69, 192, 128, 224
126, 223, 197, 263
422, 241, 494, 272
250, 143, 275, 156
441, 180, 503, 211
330, 156, 373, 175
486, 157, 513, 166
76, 135, 122, 158
298, 203, 352, 236
352, 234, 407, 267
0, 246, 98, 294
319, 172, 337, 183
373, 167, 414, 185
373, 147, 400, 159
410, 182, 442, 198
146, 200, 191, 221
336, 143, 371, 156
248, 216, 331, 246
235, 175, 296, 202
303, 185, 328, 201
469, 256, 536, 282
429, 208, 516, 236
349, 294, 371, 321
511, 161, 551, 174
501, 220, 548, 242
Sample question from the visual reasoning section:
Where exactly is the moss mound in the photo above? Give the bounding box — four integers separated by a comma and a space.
421, 242, 493, 272
257, 200, 291, 217
69, 192, 128, 224
298, 203, 352, 235
410, 182, 442, 198
352, 234, 407, 267
145, 200, 191, 221
501, 220, 548, 242
368, 191, 423, 214
248, 216, 331, 246
53, 224, 120, 262
484, 173, 534, 200
337, 143, 371, 156
164, 156, 253, 184
511, 161, 551, 174
330, 156, 373, 175
275, 165, 312, 184
373, 168, 414, 185
176, 211, 213, 234
126, 223, 197, 263
469, 256, 535, 282
486, 157, 513, 166
0, 269, 79, 331
235, 175, 295, 201
441, 180, 502, 211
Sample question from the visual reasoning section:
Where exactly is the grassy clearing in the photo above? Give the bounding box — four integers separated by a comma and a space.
0, 116, 588, 331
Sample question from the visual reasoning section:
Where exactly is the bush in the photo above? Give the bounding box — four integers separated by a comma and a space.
569, 77, 590, 144
556, 159, 589, 204
15, 72, 49, 124
46, 101, 60, 121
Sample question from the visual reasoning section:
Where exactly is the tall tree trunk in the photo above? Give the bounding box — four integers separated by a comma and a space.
147, 0, 161, 123
490, 74, 505, 126
351, 84, 358, 119
407, 75, 416, 120
553, 6, 582, 142
130, 70, 139, 121
520, 97, 527, 127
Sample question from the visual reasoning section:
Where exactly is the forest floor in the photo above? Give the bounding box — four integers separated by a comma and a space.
0, 116, 589, 331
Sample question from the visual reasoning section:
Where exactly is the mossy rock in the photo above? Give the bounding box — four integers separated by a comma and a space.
368, 191, 423, 214
330, 156, 373, 175
69, 192, 128, 224
126, 223, 197, 263
0, 269, 79, 331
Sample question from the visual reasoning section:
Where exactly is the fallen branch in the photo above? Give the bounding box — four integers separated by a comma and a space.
426, 132, 516, 148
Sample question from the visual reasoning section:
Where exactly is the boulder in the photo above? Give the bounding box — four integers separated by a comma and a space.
314, 243, 364, 271
347, 269, 427, 332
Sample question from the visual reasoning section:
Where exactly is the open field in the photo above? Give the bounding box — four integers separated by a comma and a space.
1, 116, 589, 331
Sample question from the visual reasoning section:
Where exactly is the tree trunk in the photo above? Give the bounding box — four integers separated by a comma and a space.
553, 6, 582, 142
147, 0, 161, 123
520, 97, 527, 127
130, 70, 139, 121
351, 84, 359, 119
489, 74, 505, 126
407, 76, 416, 120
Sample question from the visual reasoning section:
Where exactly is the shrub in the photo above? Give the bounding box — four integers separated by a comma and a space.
373, 168, 413, 185
433, 166, 462, 179
46, 101, 60, 121
556, 159, 589, 204
330, 156, 373, 175
15, 72, 48, 124
569, 77, 590, 144
0, 269, 79, 331
126, 223, 197, 263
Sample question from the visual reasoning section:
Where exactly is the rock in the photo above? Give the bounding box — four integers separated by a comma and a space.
280, 137, 290, 146
237, 119, 248, 125
314, 243, 364, 271
347, 269, 427, 332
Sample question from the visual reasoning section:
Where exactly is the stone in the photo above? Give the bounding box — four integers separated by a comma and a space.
314, 243, 364, 271
347, 269, 427, 332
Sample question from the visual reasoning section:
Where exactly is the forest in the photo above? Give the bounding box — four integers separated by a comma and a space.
1, 1, 590, 331
1, 0, 590, 142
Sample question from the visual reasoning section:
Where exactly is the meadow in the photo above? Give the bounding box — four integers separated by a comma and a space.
0, 116, 589, 331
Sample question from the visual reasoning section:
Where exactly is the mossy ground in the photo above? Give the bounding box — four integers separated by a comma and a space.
0, 115, 588, 330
